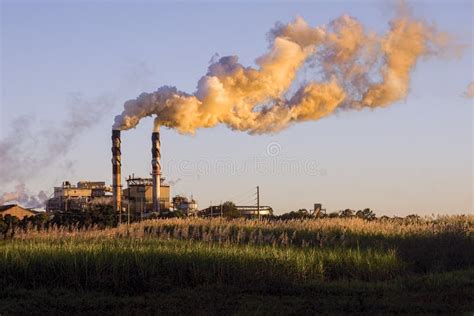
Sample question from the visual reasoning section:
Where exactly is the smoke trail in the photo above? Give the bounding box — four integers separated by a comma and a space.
0, 95, 114, 208
0, 61, 156, 207
0, 184, 49, 209
167, 178, 182, 186
113, 3, 454, 134
0, 94, 115, 184
463, 82, 474, 98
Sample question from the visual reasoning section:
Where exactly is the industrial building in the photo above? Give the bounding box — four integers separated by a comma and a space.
236, 205, 273, 218
123, 175, 171, 215
45, 177, 173, 215
200, 205, 273, 218
172, 195, 198, 215
43, 126, 199, 218
46, 181, 112, 212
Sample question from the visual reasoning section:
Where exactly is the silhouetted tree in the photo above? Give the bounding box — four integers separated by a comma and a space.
340, 209, 354, 218
2, 214, 19, 238
356, 208, 376, 221
222, 201, 241, 219
280, 209, 313, 220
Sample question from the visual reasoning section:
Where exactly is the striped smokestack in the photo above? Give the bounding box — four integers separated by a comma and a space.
151, 126, 161, 214
111, 130, 122, 216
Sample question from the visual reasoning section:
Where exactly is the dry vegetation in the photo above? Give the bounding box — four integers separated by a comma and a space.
16, 215, 474, 241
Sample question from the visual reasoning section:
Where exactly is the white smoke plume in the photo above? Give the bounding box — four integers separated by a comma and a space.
0, 184, 49, 209
113, 2, 455, 134
463, 82, 474, 98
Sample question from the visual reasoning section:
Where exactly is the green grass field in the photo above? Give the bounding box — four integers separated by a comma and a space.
1, 216, 473, 314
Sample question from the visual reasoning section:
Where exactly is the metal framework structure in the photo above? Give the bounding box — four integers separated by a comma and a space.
126, 177, 153, 186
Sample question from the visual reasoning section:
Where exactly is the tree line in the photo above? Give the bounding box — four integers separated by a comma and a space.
1, 202, 426, 239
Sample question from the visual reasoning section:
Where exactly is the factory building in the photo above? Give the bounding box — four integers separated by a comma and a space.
44, 177, 173, 216
172, 195, 198, 216
123, 175, 171, 215
43, 126, 196, 218
46, 181, 112, 212
111, 126, 197, 218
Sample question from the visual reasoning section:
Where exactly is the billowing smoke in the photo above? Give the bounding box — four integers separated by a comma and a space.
0, 184, 49, 209
113, 3, 454, 134
463, 82, 474, 98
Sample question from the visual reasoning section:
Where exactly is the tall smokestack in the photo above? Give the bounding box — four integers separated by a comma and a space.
112, 130, 122, 216
151, 126, 161, 214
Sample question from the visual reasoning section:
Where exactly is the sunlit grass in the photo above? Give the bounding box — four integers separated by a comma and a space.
2, 215, 472, 295
0, 238, 403, 292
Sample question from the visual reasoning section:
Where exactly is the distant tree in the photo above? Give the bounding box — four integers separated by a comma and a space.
2, 215, 19, 238
340, 209, 354, 218
279, 209, 312, 220
405, 214, 421, 223
98, 205, 117, 227
167, 210, 186, 218
222, 201, 241, 219
0, 216, 7, 239
31, 213, 51, 230
356, 208, 376, 221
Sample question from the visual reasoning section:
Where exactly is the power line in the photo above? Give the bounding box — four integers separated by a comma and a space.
220, 187, 255, 204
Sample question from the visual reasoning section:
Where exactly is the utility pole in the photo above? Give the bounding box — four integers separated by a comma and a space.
210, 201, 213, 217
117, 193, 121, 225
257, 186, 260, 220
220, 201, 223, 217
127, 200, 130, 228
127, 189, 130, 228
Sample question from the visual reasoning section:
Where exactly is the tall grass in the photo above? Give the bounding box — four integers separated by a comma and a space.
2, 215, 472, 294
16, 215, 473, 243
0, 238, 402, 293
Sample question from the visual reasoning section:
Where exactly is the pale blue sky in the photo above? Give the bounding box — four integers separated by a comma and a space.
1, 0, 472, 215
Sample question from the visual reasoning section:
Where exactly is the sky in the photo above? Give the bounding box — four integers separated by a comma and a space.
1, 0, 472, 216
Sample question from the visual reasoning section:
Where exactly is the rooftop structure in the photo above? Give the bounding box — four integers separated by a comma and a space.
0, 204, 38, 219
